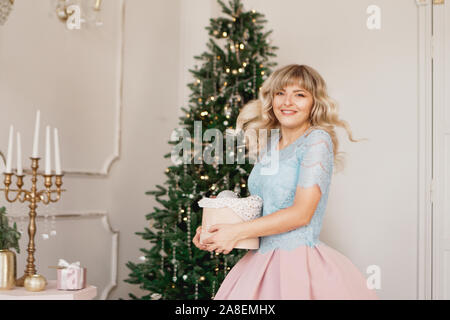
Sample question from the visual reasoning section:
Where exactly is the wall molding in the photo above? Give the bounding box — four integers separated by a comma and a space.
64, 0, 125, 177
0, 0, 125, 177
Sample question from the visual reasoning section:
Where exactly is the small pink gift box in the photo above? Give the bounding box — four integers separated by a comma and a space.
56, 259, 87, 290
198, 190, 263, 250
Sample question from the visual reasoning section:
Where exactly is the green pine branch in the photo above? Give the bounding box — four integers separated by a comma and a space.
0, 206, 21, 253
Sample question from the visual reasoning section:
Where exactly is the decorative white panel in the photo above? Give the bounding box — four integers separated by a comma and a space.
0, 0, 124, 175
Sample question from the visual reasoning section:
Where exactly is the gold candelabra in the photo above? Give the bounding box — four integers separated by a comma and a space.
0, 157, 65, 286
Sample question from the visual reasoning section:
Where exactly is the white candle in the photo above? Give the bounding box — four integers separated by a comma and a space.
54, 128, 62, 175
32, 110, 41, 158
17, 132, 23, 175
45, 125, 52, 175
6, 125, 14, 173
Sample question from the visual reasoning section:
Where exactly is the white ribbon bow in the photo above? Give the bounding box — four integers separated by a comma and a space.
58, 259, 81, 270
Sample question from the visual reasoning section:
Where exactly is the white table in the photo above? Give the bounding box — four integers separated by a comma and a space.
0, 280, 97, 300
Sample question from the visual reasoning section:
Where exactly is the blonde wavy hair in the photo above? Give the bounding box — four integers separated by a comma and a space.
235, 64, 365, 172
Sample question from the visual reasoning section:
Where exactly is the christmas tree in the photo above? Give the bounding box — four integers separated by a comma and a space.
125, 0, 278, 300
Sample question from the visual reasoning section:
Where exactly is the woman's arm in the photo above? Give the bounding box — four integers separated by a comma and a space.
203, 184, 322, 254
236, 184, 322, 241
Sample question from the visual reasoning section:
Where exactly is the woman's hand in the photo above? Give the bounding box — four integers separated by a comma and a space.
202, 223, 242, 255
192, 226, 208, 251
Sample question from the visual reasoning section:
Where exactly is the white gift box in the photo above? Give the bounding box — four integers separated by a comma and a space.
56, 259, 87, 290
198, 190, 263, 250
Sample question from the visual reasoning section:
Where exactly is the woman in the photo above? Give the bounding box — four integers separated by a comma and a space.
192, 64, 379, 300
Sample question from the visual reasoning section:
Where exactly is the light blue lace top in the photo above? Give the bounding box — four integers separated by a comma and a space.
248, 128, 334, 254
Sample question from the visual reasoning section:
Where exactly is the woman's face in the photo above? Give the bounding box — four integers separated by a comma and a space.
272, 84, 314, 129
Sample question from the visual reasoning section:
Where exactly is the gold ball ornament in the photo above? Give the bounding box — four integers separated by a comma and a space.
24, 274, 47, 292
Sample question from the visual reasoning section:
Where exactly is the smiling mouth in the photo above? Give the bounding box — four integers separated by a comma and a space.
281, 110, 297, 115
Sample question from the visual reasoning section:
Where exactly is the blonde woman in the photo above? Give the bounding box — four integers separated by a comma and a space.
192, 64, 379, 300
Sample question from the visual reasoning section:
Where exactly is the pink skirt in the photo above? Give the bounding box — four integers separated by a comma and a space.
213, 242, 379, 300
